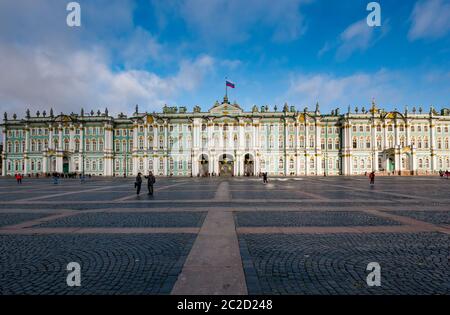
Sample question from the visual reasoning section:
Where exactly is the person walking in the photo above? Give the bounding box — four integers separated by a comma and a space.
15, 173, 22, 184
145, 171, 156, 195
135, 172, 143, 195
263, 172, 268, 184
369, 171, 375, 185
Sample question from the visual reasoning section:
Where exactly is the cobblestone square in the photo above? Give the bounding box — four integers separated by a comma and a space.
0, 176, 448, 295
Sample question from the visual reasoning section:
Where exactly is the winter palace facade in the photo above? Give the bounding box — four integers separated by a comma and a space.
2, 96, 450, 177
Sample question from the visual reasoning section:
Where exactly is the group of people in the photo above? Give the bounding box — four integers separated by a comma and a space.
439, 170, 450, 179
135, 171, 156, 195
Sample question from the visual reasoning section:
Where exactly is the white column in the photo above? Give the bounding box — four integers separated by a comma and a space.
315, 120, 322, 175
1, 128, 6, 176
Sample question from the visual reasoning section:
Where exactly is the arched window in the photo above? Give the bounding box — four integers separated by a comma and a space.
86, 139, 90, 152
37, 140, 42, 152
92, 140, 97, 152
299, 136, 305, 148
139, 137, 144, 150
64, 139, 69, 151
14, 141, 19, 153
445, 138, 449, 149
310, 158, 315, 169
352, 137, 357, 149
31, 141, 35, 152
366, 137, 371, 149
98, 139, 104, 152
309, 136, 315, 148
289, 158, 294, 169
437, 138, 442, 149
149, 136, 154, 149
335, 138, 340, 150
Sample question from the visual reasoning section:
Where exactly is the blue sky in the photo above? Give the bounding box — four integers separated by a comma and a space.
0, 0, 449, 116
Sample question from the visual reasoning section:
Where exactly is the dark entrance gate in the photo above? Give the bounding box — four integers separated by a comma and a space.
219, 154, 234, 176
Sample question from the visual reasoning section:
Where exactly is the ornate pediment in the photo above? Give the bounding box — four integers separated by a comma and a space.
209, 96, 243, 115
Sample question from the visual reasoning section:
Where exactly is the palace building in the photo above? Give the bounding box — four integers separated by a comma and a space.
1, 96, 450, 177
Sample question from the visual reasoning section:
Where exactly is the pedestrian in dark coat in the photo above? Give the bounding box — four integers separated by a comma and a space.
145, 171, 156, 195
135, 173, 142, 195
263, 172, 268, 184
369, 171, 375, 185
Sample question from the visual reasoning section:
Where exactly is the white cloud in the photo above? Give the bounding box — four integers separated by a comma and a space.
155, 0, 311, 44
0, 44, 215, 117
408, 0, 450, 41
285, 69, 450, 111
319, 18, 390, 61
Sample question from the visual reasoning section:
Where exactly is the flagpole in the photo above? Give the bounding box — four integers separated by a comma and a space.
225, 77, 228, 98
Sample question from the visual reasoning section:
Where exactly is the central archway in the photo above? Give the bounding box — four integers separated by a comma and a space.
198, 154, 209, 177
218, 153, 234, 177
244, 153, 254, 176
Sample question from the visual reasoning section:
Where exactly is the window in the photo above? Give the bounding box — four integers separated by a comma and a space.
99, 140, 104, 151
352, 137, 357, 149
178, 160, 183, 170
299, 136, 305, 148
148, 159, 153, 172
64, 139, 69, 151
335, 139, 340, 150
278, 158, 284, 169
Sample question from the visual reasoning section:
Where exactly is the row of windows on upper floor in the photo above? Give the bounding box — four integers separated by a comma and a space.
6, 135, 450, 154
8, 123, 449, 140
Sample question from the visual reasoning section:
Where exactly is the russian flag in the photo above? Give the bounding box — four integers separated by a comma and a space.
226, 80, 235, 88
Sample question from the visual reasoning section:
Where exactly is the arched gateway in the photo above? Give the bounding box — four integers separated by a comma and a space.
218, 154, 234, 176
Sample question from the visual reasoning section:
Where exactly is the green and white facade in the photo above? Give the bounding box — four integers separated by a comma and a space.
2, 97, 450, 177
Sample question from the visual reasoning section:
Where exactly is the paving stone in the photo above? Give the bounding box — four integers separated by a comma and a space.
0, 234, 196, 295
35, 212, 207, 228
235, 211, 402, 227
238, 232, 449, 295
0, 213, 51, 227
386, 211, 450, 225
